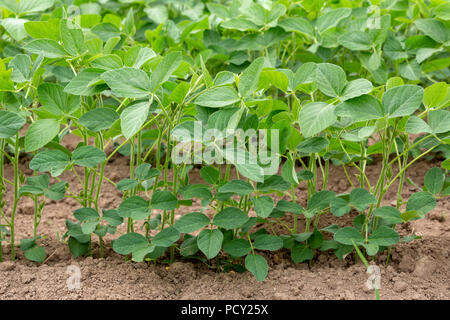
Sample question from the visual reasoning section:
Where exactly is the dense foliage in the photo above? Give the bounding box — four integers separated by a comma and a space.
0, 0, 449, 287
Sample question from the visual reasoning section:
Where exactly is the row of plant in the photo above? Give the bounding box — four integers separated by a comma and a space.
0, 0, 449, 286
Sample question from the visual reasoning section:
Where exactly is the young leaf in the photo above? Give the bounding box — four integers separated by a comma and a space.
152, 227, 180, 247
314, 63, 347, 97
368, 226, 399, 246
197, 229, 223, 259
78, 108, 119, 132
194, 86, 240, 108
372, 206, 403, 225
120, 101, 150, 139
254, 196, 274, 218
382, 85, 424, 118
72, 146, 106, 167
151, 190, 178, 211
245, 253, 268, 282
213, 207, 249, 230
299, 102, 336, 137
112, 232, 148, 255
406, 191, 436, 215
253, 234, 283, 251
238, 57, 265, 98
218, 180, 254, 195
25, 119, 60, 152
424, 167, 445, 195
24, 39, 68, 58
223, 239, 251, 257
174, 212, 210, 234
102, 67, 151, 98
0, 110, 26, 138
334, 227, 363, 245
150, 51, 182, 92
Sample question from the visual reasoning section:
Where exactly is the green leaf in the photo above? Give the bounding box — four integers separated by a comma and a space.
307, 190, 336, 212
1, 18, 28, 41
60, 20, 84, 56
424, 167, 445, 195
429, 110, 450, 134
194, 86, 240, 108
368, 226, 399, 246
316, 8, 351, 33
299, 102, 336, 137
29, 150, 70, 174
291, 245, 314, 263
120, 101, 150, 139
24, 39, 68, 58
278, 17, 314, 38
335, 95, 384, 121
9, 54, 31, 83
350, 188, 377, 211
314, 63, 347, 97
112, 232, 148, 255
382, 85, 424, 118
245, 253, 268, 282
200, 166, 220, 184
25, 119, 60, 152
424, 82, 448, 109
340, 79, 373, 101
102, 67, 151, 98
415, 19, 448, 43
64, 69, 104, 96
197, 229, 223, 259
118, 196, 150, 220
296, 137, 329, 154
218, 180, 254, 195
339, 31, 371, 51
180, 236, 199, 257
18, 0, 54, 14
174, 212, 210, 234
372, 206, 403, 225
68, 237, 89, 257
223, 239, 251, 257
405, 116, 432, 134
72, 146, 106, 167
78, 108, 119, 132
330, 197, 351, 217
152, 227, 180, 247
213, 207, 249, 230
292, 232, 313, 242
406, 191, 436, 215
24, 20, 59, 41
150, 51, 182, 92
24, 246, 46, 263
0, 110, 26, 138
38, 83, 80, 115
132, 245, 155, 262
254, 196, 274, 218
253, 234, 283, 251
334, 227, 363, 245
151, 190, 178, 211
239, 57, 265, 98
74, 208, 99, 222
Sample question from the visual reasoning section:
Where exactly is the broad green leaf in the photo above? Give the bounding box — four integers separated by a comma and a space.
61, 20, 84, 56
1, 18, 28, 41
254, 196, 274, 218
18, 0, 54, 14
382, 85, 424, 118
118, 196, 150, 220
368, 226, 399, 246
72, 146, 105, 167
307, 190, 336, 212
339, 31, 371, 51
78, 108, 119, 132
350, 188, 377, 211
296, 136, 329, 153
372, 206, 403, 225
24, 20, 60, 41
29, 150, 70, 173
299, 102, 336, 137
151, 190, 178, 210
0, 110, 26, 138
24, 39, 68, 58
405, 116, 432, 134
174, 212, 210, 233
334, 227, 363, 245
291, 245, 314, 263
406, 191, 436, 215
429, 110, 450, 134
340, 79, 373, 101
102, 67, 151, 98
253, 234, 283, 251
330, 197, 351, 217
90, 55, 123, 71
213, 207, 249, 230
24, 246, 46, 263
152, 227, 180, 247
194, 86, 240, 108
218, 180, 254, 195
415, 19, 447, 43
314, 63, 347, 97
112, 232, 148, 255
424, 82, 448, 108
74, 207, 100, 222
335, 95, 384, 121
200, 166, 220, 184
150, 51, 182, 92
245, 253, 268, 282
38, 83, 80, 115
223, 239, 251, 257
197, 229, 223, 259
424, 167, 445, 195
25, 119, 60, 152
316, 8, 351, 33
64, 69, 104, 96
278, 17, 313, 38
9, 54, 31, 83
120, 101, 150, 139
239, 57, 265, 98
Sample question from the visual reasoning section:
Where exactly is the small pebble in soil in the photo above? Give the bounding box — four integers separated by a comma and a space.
413, 256, 437, 278
393, 280, 408, 293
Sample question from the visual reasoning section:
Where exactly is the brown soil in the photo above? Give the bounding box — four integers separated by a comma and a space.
0, 137, 449, 300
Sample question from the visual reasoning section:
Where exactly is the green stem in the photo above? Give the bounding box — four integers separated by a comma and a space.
10, 133, 20, 261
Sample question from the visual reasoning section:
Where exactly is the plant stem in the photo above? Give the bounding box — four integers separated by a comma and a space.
10, 133, 20, 261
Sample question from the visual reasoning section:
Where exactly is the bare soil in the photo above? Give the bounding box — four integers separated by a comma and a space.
0, 136, 449, 300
